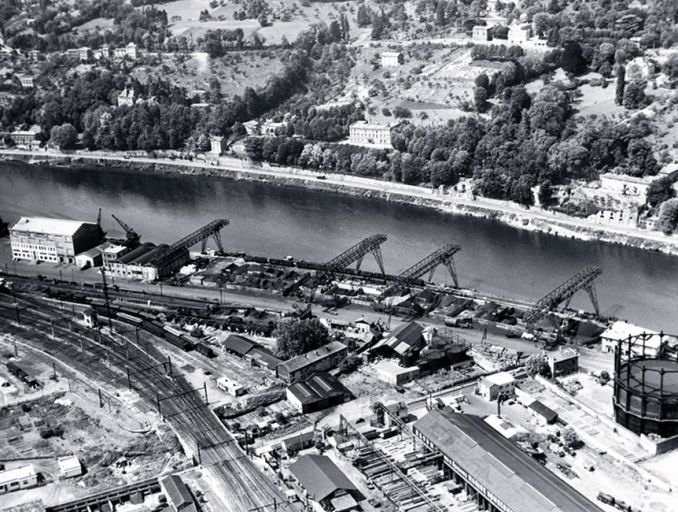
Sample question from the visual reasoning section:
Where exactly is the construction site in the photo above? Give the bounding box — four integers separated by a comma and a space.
2, 212, 678, 512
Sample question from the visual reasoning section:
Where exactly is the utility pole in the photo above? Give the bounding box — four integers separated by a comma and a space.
100, 267, 113, 332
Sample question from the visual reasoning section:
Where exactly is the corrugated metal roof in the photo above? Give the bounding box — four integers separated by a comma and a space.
287, 373, 351, 405
117, 243, 156, 264
279, 341, 347, 374
159, 474, 194, 510
223, 334, 260, 356
413, 409, 602, 512
289, 455, 358, 502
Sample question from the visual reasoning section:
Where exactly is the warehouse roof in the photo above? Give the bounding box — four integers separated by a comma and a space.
528, 400, 558, 423
159, 475, 197, 512
413, 409, 602, 512
289, 455, 358, 502
550, 348, 578, 363
11, 216, 94, 236
57, 455, 81, 474
223, 334, 260, 356
133, 244, 168, 265
249, 347, 282, 369
0, 464, 36, 486
117, 243, 157, 264
372, 321, 424, 355
279, 341, 347, 374
287, 373, 351, 406
482, 371, 515, 387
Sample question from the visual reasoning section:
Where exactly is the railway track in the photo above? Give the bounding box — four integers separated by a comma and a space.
0, 291, 293, 511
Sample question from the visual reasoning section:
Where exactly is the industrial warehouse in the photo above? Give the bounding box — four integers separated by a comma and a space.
3, 212, 678, 512
9, 213, 229, 281
413, 409, 604, 512
9, 216, 102, 264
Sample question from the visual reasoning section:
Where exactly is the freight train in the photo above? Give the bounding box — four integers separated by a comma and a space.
89, 301, 216, 358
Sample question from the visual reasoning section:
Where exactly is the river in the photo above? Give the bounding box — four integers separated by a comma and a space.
1, 161, 676, 331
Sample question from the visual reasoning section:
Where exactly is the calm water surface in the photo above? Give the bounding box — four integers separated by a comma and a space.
2, 162, 676, 330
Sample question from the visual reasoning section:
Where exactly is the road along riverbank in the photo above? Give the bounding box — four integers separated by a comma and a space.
2, 148, 678, 256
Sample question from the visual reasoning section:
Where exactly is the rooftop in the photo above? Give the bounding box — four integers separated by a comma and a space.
116, 243, 157, 264
287, 372, 352, 405
413, 409, 602, 512
249, 347, 283, 369
279, 341, 347, 374
159, 475, 196, 512
223, 334, 260, 356
372, 321, 424, 355
57, 455, 81, 472
549, 348, 578, 362
0, 465, 36, 485
528, 400, 558, 422
350, 120, 392, 130
483, 371, 515, 386
11, 216, 95, 237
600, 321, 662, 346
289, 455, 359, 502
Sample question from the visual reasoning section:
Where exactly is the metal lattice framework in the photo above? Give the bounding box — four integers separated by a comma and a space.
151, 219, 229, 269
324, 234, 388, 275
524, 266, 602, 324
381, 243, 461, 297
112, 214, 141, 247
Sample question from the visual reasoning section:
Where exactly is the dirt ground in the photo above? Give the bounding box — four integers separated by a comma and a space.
0, 335, 187, 510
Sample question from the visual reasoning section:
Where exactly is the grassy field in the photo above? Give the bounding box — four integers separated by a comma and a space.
323, 45, 498, 125
131, 50, 286, 98
151, 0, 355, 45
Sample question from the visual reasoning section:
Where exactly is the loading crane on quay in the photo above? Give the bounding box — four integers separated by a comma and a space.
379, 242, 461, 299
524, 266, 602, 326
149, 219, 230, 277
322, 233, 388, 277
303, 234, 388, 302
112, 214, 141, 248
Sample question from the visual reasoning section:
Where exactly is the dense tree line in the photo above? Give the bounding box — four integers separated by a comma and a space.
0, 23, 349, 154
274, 318, 329, 359
7, 0, 171, 52
245, 79, 658, 206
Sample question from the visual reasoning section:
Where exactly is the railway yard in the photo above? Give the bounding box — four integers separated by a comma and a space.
1, 224, 678, 512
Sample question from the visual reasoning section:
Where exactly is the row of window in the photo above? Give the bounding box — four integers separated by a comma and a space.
12, 242, 56, 252
12, 250, 58, 262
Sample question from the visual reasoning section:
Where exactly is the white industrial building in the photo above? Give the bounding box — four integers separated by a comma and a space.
599, 321, 677, 357
57, 455, 82, 479
10, 217, 102, 264
477, 371, 515, 401
0, 465, 38, 494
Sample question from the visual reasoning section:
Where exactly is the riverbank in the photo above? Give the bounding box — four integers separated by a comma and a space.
3, 148, 678, 256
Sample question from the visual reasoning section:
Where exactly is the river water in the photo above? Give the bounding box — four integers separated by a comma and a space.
2, 161, 676, 331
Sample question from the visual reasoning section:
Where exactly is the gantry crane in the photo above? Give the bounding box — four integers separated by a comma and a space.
379, 243, 461, 298
524, 266, 602, 325
150, 219, 230, 273
304, 234, 388, 303
112, 214, 141, 248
